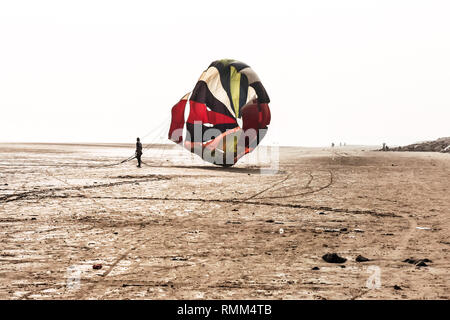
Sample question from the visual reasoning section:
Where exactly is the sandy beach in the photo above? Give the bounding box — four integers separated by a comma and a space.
0, 143, 449, 299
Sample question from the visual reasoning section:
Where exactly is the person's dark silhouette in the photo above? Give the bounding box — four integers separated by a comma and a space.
136, 137, 143, 168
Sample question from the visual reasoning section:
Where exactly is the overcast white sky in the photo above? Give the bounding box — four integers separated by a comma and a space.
0, 0, 449, 146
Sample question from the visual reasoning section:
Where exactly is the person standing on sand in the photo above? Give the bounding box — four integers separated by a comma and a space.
136, 137, 143, 168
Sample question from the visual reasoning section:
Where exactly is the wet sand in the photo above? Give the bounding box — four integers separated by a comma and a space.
0, 143, 449, 299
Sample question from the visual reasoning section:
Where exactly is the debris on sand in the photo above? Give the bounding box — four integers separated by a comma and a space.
403, 258, 432, 264
312, 267, 320, 270
171, 257, 188, 261
354, 229, 364, 233
355, 255, 370, 262
394, 285, 402, 290
225, 220, 241, 225
416, 226, 431, 230
322, 253, 347, 263
318, 212, 326, 215
93, 264, 102, 270
323, 228, 348, 233
403, 258, 432, 267
265, 219, 275, 223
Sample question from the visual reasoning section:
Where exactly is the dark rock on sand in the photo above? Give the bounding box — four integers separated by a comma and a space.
403, 258, 432, 266
226, 221, 241, 224
356, 255, 370, 262
171, 257, 188, 261
324, 228, 347, 233
322, 253, 347, 263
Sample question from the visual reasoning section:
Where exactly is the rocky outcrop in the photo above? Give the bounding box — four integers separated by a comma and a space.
387, 137, 450, 153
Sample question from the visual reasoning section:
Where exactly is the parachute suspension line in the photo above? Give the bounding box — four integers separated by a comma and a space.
136, 114, 173, 167
140, 114, 171, 142
153, 93, 193, 167
136, 91, 193, 167
91, 114, 171, 169
152, 124, 172, 167
159, 139, 171, 166
147, 92, 192, 167
142, 120, 170, 151
94, 118, 169, 168
141, 114, 177, 168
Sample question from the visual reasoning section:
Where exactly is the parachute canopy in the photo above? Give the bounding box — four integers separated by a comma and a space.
168, 59, 271, 166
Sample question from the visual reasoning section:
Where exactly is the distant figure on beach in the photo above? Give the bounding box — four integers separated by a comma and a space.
331, 142, 335, 148
136, 137, 143, 168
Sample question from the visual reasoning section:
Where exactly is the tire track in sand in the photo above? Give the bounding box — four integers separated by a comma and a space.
244, 174, 291, 201
257, 170, 333, 200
